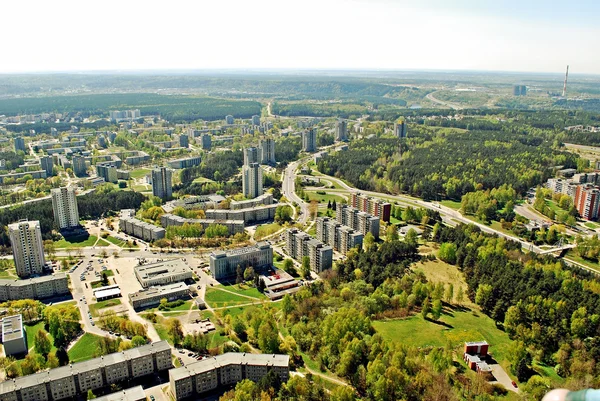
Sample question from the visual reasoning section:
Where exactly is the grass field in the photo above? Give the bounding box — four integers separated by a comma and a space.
205, 287, 258, 308
89, 298, 122, 317
103, 235, 138, 248
54, 235, 99, 249
25, 322, 56, 353
584, 221, 600, 230
0, 269, 18, 279
412, 259, 474, 307
440, 200, 462, 210
304, 191, 348, 204
219, 284, 265, 299
161, 300, 195, 312
564, 251, 600, 273
372, 309, 514, 364
129, 168, 151, 179
68, 333, 104, 363
192, 176, 215, 184
254, 222, 283, 240
132, 185, 152, 192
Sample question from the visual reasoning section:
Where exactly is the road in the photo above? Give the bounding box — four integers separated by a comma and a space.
282, 159, 310, 225
426, 91, 463, 110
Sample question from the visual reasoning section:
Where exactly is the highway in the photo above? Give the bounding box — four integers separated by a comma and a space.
282, 159, 310, 225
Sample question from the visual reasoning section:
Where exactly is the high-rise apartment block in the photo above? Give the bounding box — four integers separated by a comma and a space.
351, 193, 392, 222
40, 155, 54, 176
14, 137, 25, 152
259, 138, 276, 164
72, 156, 87, 177
302, 128, 317, 152
335, 119, 348, 142
152, 167, 173, 200
209, 242, 273, 280
200, 133, 212, 150
1, 315, 27, 357
394, 120, 407, 138
243, 147, 260, 166
8, 220, 46, 278
574, 184, 600, 220
51, 187, 80, 230
251, 115, 261, 125
242, 163, 263, 199
225, 115, 234, 125
316, 217, 363, 254
336, 205, 380, 238
285, 229, 333, 273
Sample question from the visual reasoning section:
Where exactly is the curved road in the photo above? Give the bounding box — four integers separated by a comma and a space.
426, 91, 463, 110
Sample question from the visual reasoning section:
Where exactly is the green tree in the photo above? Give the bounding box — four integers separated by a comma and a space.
444, 284, 454, 304
385, 225, 398, 242
475, 284, 494, 313
438, 242, 457, 264
282, 258, 295, 275
87, 389, 97, 400
166, 318, 184, 346
131, 336, 147, 347
282, 294, 294, 317
431, 299, 442, 321
34, 329, 52, 357
405, 228, 418, 246
301, 256, 311, 279
421, 297, 431, 319
363, 232, 375, 250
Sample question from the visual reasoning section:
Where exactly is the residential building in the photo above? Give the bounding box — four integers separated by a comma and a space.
2, 315, 27, 357
463, 341, 492, 378
167, 156, 201, 169
51, 187, 79, 230
209, 242, 272, 280
93, 386, 147, 401
243, 147, 260, 166
177, 134, 189, 148
336, 205, 380, 238
242, 163, 263, 199
225, 115, 234, 125
259, 138, 276, 164
109, 109, 141, 121
8, 220, 45, 278
302, 128, 317, 152
0, 170, 47, 184
40, 156, 54, 176
251, 115, 261, 125
513, 85, 527, 96
169, 353, 289, 400
574, 184, 600, 220
199, 133, 212, 150
0, 274, 69, 301
351, 193, 392, 222
230, 192, 273, 210
152, 167, 172, 200
119, 212, 166, 242
159, 214, 245, 236
394, 120, 407, 138
316, 217, 363, 254
14, 137, 25, 152
96, 163, 119, 183
134, 259, 192, 288
129, 282, 190, 310
0, 341, 171, 401
285, 229, 333, 273
335, 119, 347, 141
72, 156, 87, 177
204, 204, 278, 225
124, 151, 150, 165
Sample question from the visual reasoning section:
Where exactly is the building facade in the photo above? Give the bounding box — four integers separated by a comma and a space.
167, 156, 201, 169
159, 214, 245, 236
574, 184, 600, 220
169, 353, 289, 400
129, 282, 190, 310
8, 220, 46, 278
209, 243, 273, 280
335, 119, 347, 142
251, 115, 261, 125
204, 204, 278, 225
285, 229, 333, 273
336, 205, 380, 238
134, 259, 192, 288
72, 156, 87, 177
51, 187, 79, 230
152, 167, 173, 200
316, 217, 363, 254
243, 147, 260, 166
302, 128, 317, 152
394, 120, 407, 138
199, 134, 212, 150
242, 163, 263, 199
351, 193, 392, 222
258, 138, 276, 164
93, 386, 146, 401
14, 137, 26, 152
2, 315, 27, 357
0, 274, 69, 301
40, 156, 54, 177
119, 213, 165, 242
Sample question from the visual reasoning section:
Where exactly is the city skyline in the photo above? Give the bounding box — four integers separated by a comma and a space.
1, 0, 599, 74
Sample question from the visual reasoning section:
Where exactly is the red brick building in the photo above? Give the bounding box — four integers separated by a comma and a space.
574, 184, 600, 221
351, 193, 391, 222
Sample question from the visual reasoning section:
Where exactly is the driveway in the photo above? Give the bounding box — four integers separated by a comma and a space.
490, 364, 518, 393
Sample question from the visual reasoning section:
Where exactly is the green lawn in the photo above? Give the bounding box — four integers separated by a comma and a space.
103, 235, 139, 249
132, 185, 152, 192
89, 298, 122, 317
372, 309, 514, 365
584, 222, 600, 230
129, 168, 151, 179
0, 269, 18, 279
68, 333, 104, 363
440, 200, 462, 210
389, 216, 402, 225
54, 235, 98, 249
25, 322, 56, 353
304, 191, 348, 204
161, 300, 195, 312
192, 176, 215, 184
545, 200, 568, 221
219, 284, 265, 299
205, 287, 258, 308
564, 250, 600, 273
254, 222, 283, 240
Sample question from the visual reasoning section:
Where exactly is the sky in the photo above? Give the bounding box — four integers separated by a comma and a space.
1, 0, 599, 74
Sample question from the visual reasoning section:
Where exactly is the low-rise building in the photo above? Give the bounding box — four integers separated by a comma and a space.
169, 353, 289, 400
0, 274, 69, 301
160, 214, 245, 236
229, 193, 273, 210
119, 213, 166, 242
204, 204, 278, 225
129, 282, 191, 310
0, 170, 47, 184
209, 243, 273, 280
134, 259, 192, 288
2, 315, 27, 357
167, 156, 202, 169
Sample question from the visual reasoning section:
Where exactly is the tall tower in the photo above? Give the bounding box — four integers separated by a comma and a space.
51, 187, 80, 230
259, 138, 276, 164
302, 128, 317, 152
243, 147, 260, 166
8, 220, 46, 278
335, 119, 348, 142
562, 65, 569, 98
152, 167, 173, 200
242, 163, 263, 199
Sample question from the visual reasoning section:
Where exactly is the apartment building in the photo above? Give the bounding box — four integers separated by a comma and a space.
258, 138, 276, 164
251, 115, 261, 125
2, 315, 27, 357
285, 229, 333, 273
204, 204, 278, 225
129, 282, 190, 310
243, 147, 260, 166
316, 217, 363, 254
225, 115, 234, 125
152, 167, 173, 200
351, 192, 391, 222
169, 353, 289, 400
0, 274, 69, 301
0, 341, 171, 401
159, 214, 245, 236
134, 259, 192, 288
0, 170, 47, 184
14, 137, 26, 152
199, 133, 212, 150
302, 128, 317, 152
167, 156, 201, 169
336, 205, 380, 238
72, 156, 87, 177
119, 214, 165, 242
40, 156, 54, 177
242, 163, 263, 199
394, 120, 407, 138
124, 151, 150, 165
209, 243, 272, 280
230, 193, 273, 209
335, 119, 347, 142
93, 386, 146, 401
8, 220, 46, 278
574, 184, 600, 220
51, 187, 79, 230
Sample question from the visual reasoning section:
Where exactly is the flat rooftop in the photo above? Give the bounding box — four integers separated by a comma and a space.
94, 287, 121, 299
211, 242, 271, 258
0, 273, 67, 288
135, 259, 189, 280
94, 386, 146, 401
2, 315, 23, 342
129, 282, 189, 302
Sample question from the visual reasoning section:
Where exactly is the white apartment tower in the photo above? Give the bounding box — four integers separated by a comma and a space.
259, 138, 276, 164
8, 220, 46, 278
152, 167, 173, 200
242, 163, 263, 199
335, 119, 348, 142
302, 128, 317, 152
51, 187, 79, 230
243, 147, 260, 166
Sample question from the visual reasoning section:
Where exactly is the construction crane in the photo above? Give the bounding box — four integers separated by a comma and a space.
562, 65, 569, 97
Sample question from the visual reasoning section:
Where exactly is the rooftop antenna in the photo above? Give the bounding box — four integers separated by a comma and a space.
562, 65, 569, 98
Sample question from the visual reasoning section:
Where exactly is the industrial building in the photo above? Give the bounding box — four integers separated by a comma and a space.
8, 220, 46, 278
351, 192, 392, 222
134, 259, 192, 288
129, 282, 190, 310
160, 214, 245, 236
169, 353, 289, 400
285, 229, 333, 273
51, 187, 79, 230
0, 341, 172, 401
0, 274, 69, 301
209, 243, 273, 280
1, 315, 27, 357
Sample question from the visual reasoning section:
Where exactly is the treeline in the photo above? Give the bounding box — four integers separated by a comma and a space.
179, 151, 243, 185
275, 136, 302, 166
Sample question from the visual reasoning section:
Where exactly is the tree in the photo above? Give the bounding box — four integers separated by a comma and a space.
56, 347, 69, 366
257, 320, 280, 354
475, 284, 494, 313
243, 267, 255, 282
455, 286, 465, 306
421, 297, 431, 319
385, 225, 398, 242
332, 200, 337, 211
34, 329, 52, 357
282, 258, 296, 275
363, 232, 375, 250
101, 272, 109, 286
166, 318, 184, 346
301, 256, 311, 279
405, 228, 418, 246
444, 284, 454, 304
431, 299, 442, 321
282, 294, 294, 317
308, 200, 318, 220
87, 389, 97, 400
131, 335, 147, 347
236, 265, 244, 284
438, 242, 457, 264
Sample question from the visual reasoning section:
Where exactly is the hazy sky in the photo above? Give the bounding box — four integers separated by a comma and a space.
2, 0, 599, 74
